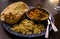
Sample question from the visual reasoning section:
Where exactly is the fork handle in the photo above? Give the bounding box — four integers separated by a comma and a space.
51, 22, 58, 32
45, 25, 49, 38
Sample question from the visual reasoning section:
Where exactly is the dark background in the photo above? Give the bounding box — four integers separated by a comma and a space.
0, 0, 60, 39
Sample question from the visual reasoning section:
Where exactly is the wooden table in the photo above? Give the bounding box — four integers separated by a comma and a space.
0, 0, 60, 39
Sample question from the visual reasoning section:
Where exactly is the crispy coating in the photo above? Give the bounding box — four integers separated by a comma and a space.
1, 2, 29, 24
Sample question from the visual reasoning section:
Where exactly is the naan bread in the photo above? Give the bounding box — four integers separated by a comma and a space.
1, 2, 29, 24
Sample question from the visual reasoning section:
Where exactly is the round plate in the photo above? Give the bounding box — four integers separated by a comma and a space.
0, 6, 54, 37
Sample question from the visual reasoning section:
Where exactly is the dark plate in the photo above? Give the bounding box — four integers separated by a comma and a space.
0, 1, 55, 37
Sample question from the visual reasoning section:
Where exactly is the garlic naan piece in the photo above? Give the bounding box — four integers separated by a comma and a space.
1, 2, 29, 24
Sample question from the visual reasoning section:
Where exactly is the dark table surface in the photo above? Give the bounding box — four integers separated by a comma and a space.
0, 0, 60, 39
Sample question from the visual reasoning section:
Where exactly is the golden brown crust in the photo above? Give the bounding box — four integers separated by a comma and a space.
1, 2, 29, 24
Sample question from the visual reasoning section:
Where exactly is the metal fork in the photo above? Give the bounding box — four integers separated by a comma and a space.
49, 15, 58, 32
45, 20, 50, 38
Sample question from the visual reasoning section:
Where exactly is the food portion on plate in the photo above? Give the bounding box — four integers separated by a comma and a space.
0, 1, 50, 37
1, 2, 29, 24
27, 8, 49, 21
11, 19, 45, 35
